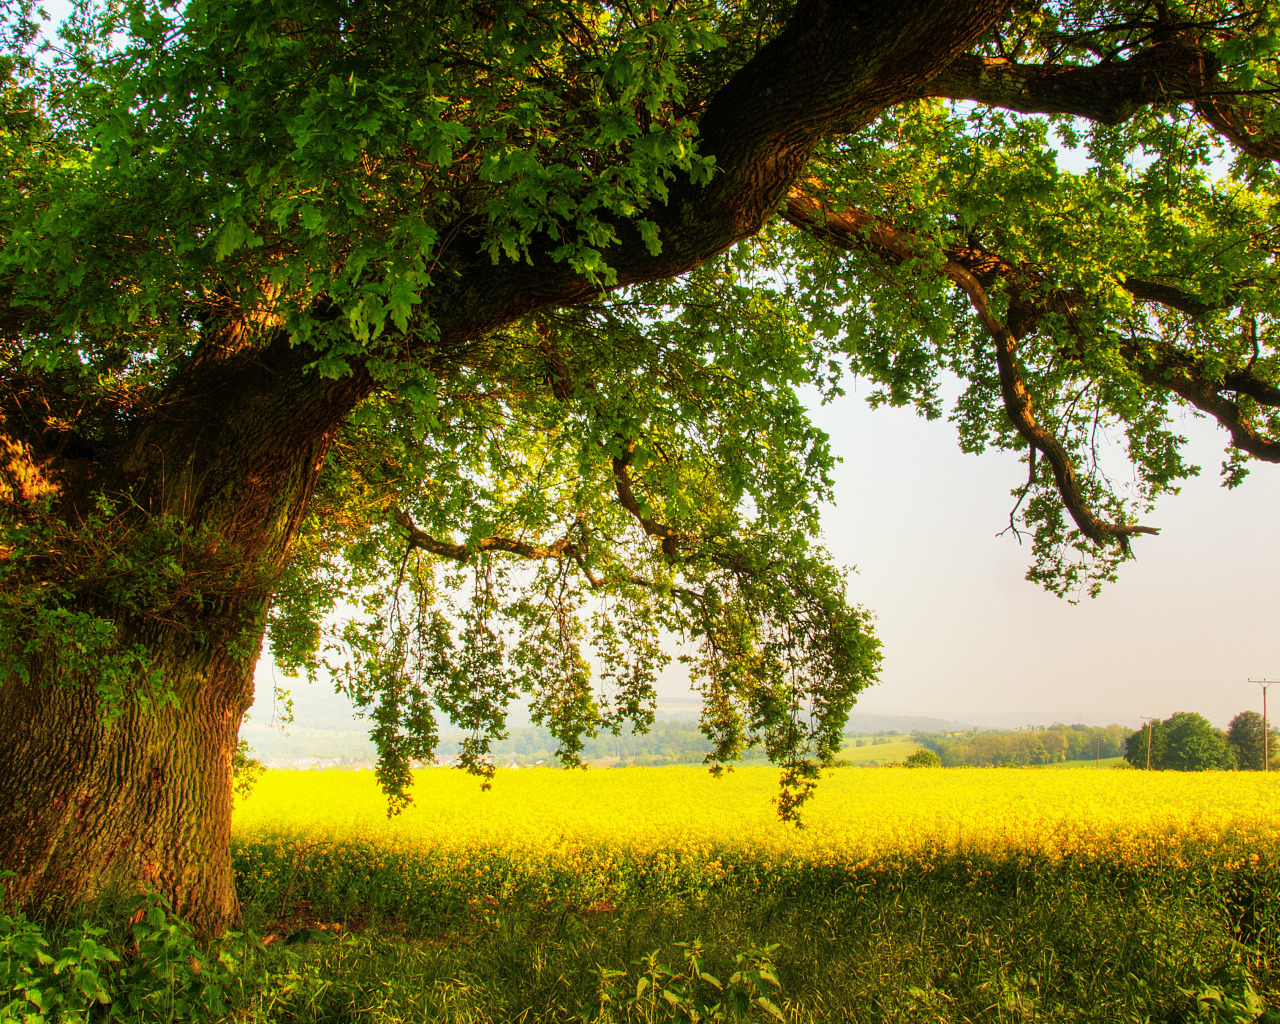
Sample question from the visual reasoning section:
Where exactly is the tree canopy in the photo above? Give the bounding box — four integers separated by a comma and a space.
3, 0, 1280, 928
1124, 711, 1237, 770
1226, 709, 1279, 769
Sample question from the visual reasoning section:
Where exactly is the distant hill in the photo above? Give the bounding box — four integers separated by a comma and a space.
843, 712, 975, 734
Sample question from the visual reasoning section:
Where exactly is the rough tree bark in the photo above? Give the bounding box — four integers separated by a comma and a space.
0, 0, 1009, 934
0, 328, 373, 929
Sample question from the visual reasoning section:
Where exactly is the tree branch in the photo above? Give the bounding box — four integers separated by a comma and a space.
392, 506, 579, 563
428, 1, 1011, 349
1128, 342, 1280, 462
1122, 278, 1217, 317
610, 444, 684, 561
944, 261, 1158, 545
391, 506, 675, 595
783, 191, 1159, 547
920, 43, 1280, 163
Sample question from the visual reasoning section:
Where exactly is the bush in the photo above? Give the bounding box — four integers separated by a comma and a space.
905, 749, 942, 768
0, 873, 263, 1023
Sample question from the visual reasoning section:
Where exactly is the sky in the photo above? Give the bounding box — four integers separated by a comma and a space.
803, 385, 1280, 729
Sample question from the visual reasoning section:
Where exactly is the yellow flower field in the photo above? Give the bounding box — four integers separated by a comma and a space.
231, 765, 1280, 915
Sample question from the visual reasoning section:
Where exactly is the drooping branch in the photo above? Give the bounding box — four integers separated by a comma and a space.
786, 188, 1280, 508
944, 261, 1159, 546
609, 444, 685, 561
783, 191, 1158, 547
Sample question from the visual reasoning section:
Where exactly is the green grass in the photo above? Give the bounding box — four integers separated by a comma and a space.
11, 842, 1277, 1022
836, 736, 921, 763
216, 848, 1278, 1024
1033, 756, 1128, 769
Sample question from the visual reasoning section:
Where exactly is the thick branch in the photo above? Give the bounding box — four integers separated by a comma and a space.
1122, 278, 1217, 317
921, 44, 1280, 163
429, 1, 1011, 348
921, 44, 1212, 123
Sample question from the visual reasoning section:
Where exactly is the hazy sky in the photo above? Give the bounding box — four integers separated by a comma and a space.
804, 386, 1280, 729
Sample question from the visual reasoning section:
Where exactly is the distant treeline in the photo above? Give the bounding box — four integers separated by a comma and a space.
913, 724, 1129, 767
437, 719, 776, 767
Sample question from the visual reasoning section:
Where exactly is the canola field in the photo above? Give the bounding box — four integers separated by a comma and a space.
231, 765, 1280, 924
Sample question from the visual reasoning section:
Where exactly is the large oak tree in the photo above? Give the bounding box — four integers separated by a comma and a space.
2, 0, 1278, 933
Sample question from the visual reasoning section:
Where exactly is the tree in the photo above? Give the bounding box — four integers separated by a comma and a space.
1162, 712, 1236, 771
904, 748, 942, 768
3, 0, 1280, 933
1227, 711, 1280, 770
1124, 720, 1167, 770
1125, 713, 1236, 770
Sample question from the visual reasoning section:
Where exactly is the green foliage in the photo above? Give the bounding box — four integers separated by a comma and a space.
903, 748, 941, 768
1226, 710, 1280, 771
919, 723, 1128, 767
1125, 713, 1237, 771
233, 737, 265, 800
0, 874, 261, 1023
270, 270, 882, 816
1162, 713, 1238, 771
1181, 964, 1280, 1024
0, 493, 265, 714
593, 940, 785, 1023
3, 0, 725, 366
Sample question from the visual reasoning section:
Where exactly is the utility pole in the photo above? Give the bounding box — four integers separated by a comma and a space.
1249, 679, 1275, 772
1140, 716, 1157, 771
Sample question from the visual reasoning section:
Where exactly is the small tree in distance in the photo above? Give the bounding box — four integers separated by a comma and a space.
1124, 720, 1166, 770
1226, 712, 1280, 772
1124, 713, 1235, 771
905, 749, 942, 769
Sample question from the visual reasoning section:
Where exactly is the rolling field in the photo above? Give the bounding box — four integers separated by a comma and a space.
836, 737, 922, 763
225, 766, 1280, 1023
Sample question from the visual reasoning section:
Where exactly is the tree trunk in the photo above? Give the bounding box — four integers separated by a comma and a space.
0, 329, 371, 934
0, 627, 259, 931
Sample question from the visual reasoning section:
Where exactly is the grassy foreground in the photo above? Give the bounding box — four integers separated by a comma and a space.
216, 766, 1280, 1024
5, 766, 1277, 1023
